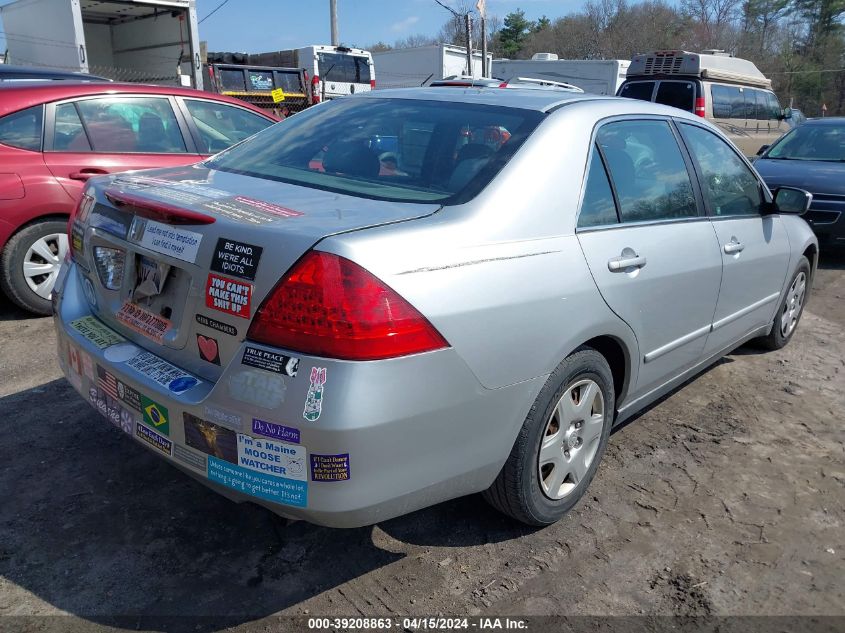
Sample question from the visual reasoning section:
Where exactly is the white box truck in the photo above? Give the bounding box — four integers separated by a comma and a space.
491, 55, 630, 95
0, 0, 203, 88
373, 44, 493, 89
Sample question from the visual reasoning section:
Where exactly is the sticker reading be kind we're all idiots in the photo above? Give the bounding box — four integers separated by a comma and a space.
205, 273, 252, 319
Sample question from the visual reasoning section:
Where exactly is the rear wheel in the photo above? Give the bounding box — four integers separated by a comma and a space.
754, 256, 810, 351
483, 348, 614, 526
0, 219, 68, 315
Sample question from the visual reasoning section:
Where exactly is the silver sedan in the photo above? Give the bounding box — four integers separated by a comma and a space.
53, 88, 817, 527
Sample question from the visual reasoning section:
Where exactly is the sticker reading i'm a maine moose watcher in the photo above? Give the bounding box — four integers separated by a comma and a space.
205, 273, 252, 319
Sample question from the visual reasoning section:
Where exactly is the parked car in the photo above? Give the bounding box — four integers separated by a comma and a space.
754, 117, 845, 249
787, 108, 807, 128
0, 64, 111, 83
53, 88, 816, 528
0, 82, 277, 314
617, 50, 788, 157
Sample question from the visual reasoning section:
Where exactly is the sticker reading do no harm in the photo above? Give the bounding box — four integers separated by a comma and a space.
205, 273, 252, 319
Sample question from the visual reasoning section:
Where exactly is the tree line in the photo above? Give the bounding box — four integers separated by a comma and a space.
370, 0, 845, 116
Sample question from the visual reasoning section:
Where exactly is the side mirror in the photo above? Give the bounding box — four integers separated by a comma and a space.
773, 186, 811, 215
756, 144, 769, 156
781, 107, 792, 120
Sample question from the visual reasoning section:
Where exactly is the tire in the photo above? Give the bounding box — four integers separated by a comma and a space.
0, 219, 69, 316
483, 347, 615, 526
754, 256, 811, 351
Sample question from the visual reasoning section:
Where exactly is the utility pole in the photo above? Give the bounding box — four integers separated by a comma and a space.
330, 0, 339, 46
465, 13, 473, 77
477, 0, 487, 77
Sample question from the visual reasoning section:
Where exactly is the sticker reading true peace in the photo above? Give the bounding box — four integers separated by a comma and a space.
205, 273, 252, 319
135, 219, 202, 263
69, 316, 125, 349
210, 238, 263, 281
242, 346, 299, 376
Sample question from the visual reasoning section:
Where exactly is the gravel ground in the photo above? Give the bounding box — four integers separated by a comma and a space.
0, 254, 843, 632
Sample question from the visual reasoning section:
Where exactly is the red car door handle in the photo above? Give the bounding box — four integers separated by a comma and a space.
69, 168, 109, 181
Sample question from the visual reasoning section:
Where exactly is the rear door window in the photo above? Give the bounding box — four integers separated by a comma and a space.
577, 146, 619, 228
654, 81, 696, 113
765, 92, 781, 120
0, 105, 43, 151
53, 103, 90, 151
317, 53, 372, 83
183, 99, 273, 153
75, 97, 187, 153
618, 81, 655, 101
597, 120, 698, 223
711, 85, 733, 118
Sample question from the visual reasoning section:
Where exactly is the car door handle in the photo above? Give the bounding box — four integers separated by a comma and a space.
724, 239, 745, 254
608, 254, 647, 272
69, 168, 109, 181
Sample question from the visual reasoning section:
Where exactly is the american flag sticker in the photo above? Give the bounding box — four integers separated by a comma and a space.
97, 365, 119, 400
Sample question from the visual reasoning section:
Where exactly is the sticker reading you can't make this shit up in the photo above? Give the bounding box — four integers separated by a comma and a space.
205, 273, 252, 319
303, 367, 327, 422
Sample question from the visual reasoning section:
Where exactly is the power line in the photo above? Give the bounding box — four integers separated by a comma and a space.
199, 0, 231, 24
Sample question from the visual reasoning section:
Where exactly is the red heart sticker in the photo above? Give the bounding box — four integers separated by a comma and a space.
197, 334, 220, 365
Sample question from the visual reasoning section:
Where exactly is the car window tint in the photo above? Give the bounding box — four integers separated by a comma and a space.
765, 92, 781, 120
618, 81, 655, 101
767, 123, 845, 160
75, 97, 186, 153
711, 85, 732, 118
0, 105, 43, 151
53, 103, 90, 151
219, 69, 246, 91
680, 123, 762, 216
577, 146, 618, 228
206, 97, 543, 204
597, 120, 697, 223
183, 99, 273, 153
754, 89, 769, 120
655, 81, 695, 113
740, 88, 757, 120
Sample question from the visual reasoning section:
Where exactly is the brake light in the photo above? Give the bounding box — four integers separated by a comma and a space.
104, 189, 216, 225
370, 79, 376, 89
695, 97, 706, 117
311, 74, 321, 104
247, 251, 449, 361
68, 193, 94, 256
499, 82, 509, 88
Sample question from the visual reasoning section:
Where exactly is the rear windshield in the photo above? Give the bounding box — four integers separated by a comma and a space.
618, 81, 655, 101
318, 53, 372, 84
655, 81, 695, 113
206, 97, 544, 204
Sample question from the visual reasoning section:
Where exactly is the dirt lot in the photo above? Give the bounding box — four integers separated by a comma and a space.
0, 254, 843, 632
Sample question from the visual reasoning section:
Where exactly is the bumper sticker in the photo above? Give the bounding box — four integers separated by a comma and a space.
210, 238, 262, 281
125, 352, 200, 394
173, 444, 207, 472
135, 421, 172, 456
252, 419, 300, 444
195, 313, 237, 337
140, 395, 170, 436
116, 377, 142, 412
208, 457, 307, 507
310, 453, 351, 482
70, 316, 125, 349
183, 413, 237, 463
242, 346, 299, 376
197, 334, 220, 365
133, 218, 202, 264
205, 273, 252, 319
203, 405, 242, 432
303, 367, 327, 422
228, 369, 285, 409
116, 301, 172, 343
237, 434, 306, 479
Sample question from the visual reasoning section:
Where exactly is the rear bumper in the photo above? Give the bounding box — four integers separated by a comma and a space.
54, 262, 543, 527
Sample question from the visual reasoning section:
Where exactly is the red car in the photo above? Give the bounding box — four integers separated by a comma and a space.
0, 82, 278, 314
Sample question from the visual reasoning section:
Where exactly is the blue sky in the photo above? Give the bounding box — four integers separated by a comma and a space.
0, 0, 582, 55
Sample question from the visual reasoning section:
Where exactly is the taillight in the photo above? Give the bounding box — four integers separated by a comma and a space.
247, 251, 449, 361
499, 82, 509, 88
311, 74, 321, 104
68, 193, 94, 256
695, 97, 706, 117
370, 79, 376, 89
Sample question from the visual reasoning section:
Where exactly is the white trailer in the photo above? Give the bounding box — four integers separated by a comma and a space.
491, 56, 631, 95
0, 0, 203, 88
373, 44, 493, 89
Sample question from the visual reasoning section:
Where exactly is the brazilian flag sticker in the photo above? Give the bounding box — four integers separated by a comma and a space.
141, 395, 169, 436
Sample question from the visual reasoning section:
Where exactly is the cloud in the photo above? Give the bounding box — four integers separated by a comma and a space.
390, 15, 420, 32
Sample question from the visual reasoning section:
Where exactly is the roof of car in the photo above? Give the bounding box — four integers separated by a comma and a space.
0, 81, 278, 120
0, 64, 110, 81
357, 86, 705, 119
802, 116, 845, 126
